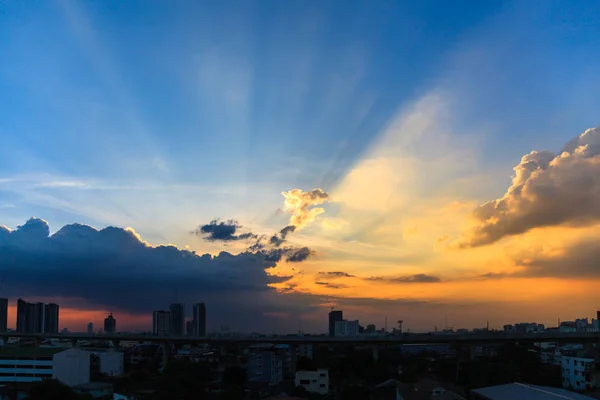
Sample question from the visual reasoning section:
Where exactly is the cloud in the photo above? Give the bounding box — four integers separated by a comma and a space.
193, 219, 257, 242
260, 247, 313, 263
281, 188, 330, 229
365, 273, 442, 283
315, 282, 349, 290
0, 218, 301, 320
318, 271, 355, 278
460, 126, 600, 247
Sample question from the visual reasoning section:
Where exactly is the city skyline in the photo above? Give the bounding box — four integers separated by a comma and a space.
2, 1, 600, 333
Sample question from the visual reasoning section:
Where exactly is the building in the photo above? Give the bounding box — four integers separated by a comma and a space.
472, 382, 595, 399
87, 322, 94, 334
296, 344, 313, 360
334, 319, 359, 336
169, 303, 185, 337
96, 351, 124, 377
295, 369, 329, 394
246, 346, 284, 385
44, 303, 59, 333
192, 303, 206, 337
0, 347, 90, 386
186, 320, 194, 336
153, 310, 171, 336
104, 313, 116, 333
15, 299, 58, 333
328, 310, 343, 337
562, 355, 595, 391
0, 298, 7, 332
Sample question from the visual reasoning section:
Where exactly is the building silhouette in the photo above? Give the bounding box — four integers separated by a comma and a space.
44, 303, 59, 334
192, 303, 206, 337
153, 310, 171, 336
104, 313, 116, 333
328, 310, 343, 337
87, 322, 93, 334
16, 299, 58, 333
169, 303, 185, 337
0, 298, 7, 332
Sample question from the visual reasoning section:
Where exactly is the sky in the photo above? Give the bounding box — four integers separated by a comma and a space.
1, 0, 600, 334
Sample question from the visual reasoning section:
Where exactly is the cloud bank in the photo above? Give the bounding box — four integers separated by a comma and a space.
461, 126, 600, 247
0, 218, 307, 324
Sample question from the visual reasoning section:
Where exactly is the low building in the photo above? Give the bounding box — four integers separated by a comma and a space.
295, 369, 329, 395
0, 347, 90, 386
97, 351, 124, 377
246, 347, 283, 386
562, 355, 596, 391
472, 382, 595, 399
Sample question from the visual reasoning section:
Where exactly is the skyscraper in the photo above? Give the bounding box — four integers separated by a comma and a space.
328, 310, 343, 337
15, 299, 56, 333
87, 322, 94, 334
104, 313, 116, 333
16, 299, 27, 333
153, 310, 171, 336
192, 303, 206, 337
44, 303, 59, 334
0, 298, 7, 332
169, 303, 184, 337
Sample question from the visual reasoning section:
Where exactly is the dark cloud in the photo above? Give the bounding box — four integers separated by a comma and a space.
318, 271, 355, 278
315, 282, 349, 290
0, 218, 299, 321
260, 247, 313, 263
193, 219, 257, 242
366, 273, 442, 283
460, 126, 600, 247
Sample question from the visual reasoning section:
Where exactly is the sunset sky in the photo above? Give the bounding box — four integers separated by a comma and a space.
1, 0, 600, 334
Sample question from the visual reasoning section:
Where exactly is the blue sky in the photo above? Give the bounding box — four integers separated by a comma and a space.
1, 1, 600, 332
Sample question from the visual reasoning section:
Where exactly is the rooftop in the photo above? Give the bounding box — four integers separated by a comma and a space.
472, 383, 595, 400
0, 346, 68, 357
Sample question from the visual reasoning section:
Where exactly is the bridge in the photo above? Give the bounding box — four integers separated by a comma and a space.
1, 331, 599, 345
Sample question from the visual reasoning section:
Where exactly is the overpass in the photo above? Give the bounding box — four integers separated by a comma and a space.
1, 331, 599, 345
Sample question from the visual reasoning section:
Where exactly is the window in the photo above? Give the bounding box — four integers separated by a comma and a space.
320, 384, 326, 388
320, 373, 326, 377
312, 379, 317, 383
300, 379, 310, 385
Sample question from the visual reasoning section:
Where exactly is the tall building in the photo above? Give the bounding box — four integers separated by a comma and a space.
192, 303, 206, 337
0, 298, 7, 332
44, 303, 59, 334
186, 320, 193, 336
15, 299, 57, 333
334, 320, 360, 337
328, 310, 343, 337
16, 299, 27, 333
104, 313, 116, 333
153, 310, 171, 336
87, 322, 94, 334
169, 303, 185, 337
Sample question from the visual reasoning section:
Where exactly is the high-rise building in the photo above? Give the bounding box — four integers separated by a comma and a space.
169, 303, 185, 337
186, 320, 193, 336
104, 313, 116, 333
87, 322, 94, 334
16, 299, 56, 333
328, 310, 343, 337
153, 310, 171, 336
16, 299, 27, 333
0, 298, 7, 332
44, 303, 59, 334
192, 303, 206, 337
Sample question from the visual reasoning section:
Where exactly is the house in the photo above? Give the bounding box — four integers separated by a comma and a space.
562, 355, 596, 391
295, 369, 329, 394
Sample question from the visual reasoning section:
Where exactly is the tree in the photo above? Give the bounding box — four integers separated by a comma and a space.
26, 379, 81, 400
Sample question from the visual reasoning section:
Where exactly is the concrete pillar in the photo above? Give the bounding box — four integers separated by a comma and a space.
71, 338, 78, 348
371, 345, 379, 362
162, 342, 170, 369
